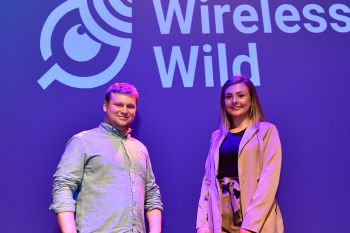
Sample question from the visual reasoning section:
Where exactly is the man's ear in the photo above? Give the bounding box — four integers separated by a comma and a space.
103, 101, 108, 112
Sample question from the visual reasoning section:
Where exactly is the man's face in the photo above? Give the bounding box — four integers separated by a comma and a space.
103, 93, 137, 133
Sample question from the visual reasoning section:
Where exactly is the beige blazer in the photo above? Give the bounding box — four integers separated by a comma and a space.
197, 122, 284, 233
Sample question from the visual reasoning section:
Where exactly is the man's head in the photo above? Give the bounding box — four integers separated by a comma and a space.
103, 83, 139, 134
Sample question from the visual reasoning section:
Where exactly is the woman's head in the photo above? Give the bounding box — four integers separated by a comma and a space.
220, 76, 265, 132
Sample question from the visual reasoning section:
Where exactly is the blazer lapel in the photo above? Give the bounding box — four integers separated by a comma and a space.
238, 123, 259, 156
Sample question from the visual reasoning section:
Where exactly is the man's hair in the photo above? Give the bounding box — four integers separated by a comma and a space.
105, 83, 139, 104
219, 76, 265, 134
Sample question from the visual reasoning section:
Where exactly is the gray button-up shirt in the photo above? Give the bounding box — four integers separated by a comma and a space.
50, 123, 163, 233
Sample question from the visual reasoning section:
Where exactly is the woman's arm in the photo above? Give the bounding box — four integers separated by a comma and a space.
196, 131, 218, 230
241, 124, 282, 232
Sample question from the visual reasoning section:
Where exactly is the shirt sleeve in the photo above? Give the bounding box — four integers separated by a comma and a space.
144, 149, 163, 212
49, 136, 86, 213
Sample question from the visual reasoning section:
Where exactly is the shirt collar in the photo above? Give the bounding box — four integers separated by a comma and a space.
99, 122, 131, 138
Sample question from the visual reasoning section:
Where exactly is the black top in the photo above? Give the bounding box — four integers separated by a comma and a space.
217, 129, 246, 179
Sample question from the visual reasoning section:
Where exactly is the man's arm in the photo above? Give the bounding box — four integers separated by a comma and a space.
57, 212, 77, 233
146, 208, 162, 233
50, 136, 86, 231
142, 145, 163, 233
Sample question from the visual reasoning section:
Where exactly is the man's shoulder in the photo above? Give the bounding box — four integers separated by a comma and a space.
127, 135, 147, 149
70, 126, 103, 142
125, 136, 151, 158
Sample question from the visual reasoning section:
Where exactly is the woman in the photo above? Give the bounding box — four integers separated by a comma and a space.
196, 76, 284, 233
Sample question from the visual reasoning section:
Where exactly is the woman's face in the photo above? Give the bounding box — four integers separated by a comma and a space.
224, 83, 252, 121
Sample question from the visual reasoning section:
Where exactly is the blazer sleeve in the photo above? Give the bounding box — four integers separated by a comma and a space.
196, 131, 217, 229
241, 124, 282, 232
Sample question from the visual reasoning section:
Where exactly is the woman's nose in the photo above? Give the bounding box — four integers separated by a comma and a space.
232, 95, 237, 103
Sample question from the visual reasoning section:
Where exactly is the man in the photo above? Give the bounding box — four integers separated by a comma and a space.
50, 83, 163, 233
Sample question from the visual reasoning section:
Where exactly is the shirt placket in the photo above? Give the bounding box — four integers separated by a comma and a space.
121, 139, 140, 233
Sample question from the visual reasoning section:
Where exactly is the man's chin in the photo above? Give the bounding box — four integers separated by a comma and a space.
108, 121, 130, 130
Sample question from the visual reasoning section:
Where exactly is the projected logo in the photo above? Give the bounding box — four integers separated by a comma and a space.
38, 0, 132, 89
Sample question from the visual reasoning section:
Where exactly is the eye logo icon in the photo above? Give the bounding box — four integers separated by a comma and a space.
38, 0, 132, 89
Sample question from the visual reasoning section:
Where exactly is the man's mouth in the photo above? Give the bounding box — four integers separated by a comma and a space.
117, 115, 129, 120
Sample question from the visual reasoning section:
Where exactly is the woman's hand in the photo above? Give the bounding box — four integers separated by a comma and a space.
240, 229, 254, 233
197, 227, 211, 233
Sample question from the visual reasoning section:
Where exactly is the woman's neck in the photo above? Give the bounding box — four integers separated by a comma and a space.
231, 117, 251, 133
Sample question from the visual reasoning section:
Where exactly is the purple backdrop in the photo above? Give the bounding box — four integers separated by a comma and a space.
1, 0, 350, 232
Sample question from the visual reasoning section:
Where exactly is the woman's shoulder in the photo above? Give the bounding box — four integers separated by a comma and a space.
211, 129, 221, 138
257, 121, 280, 137
258, 121, 277, 129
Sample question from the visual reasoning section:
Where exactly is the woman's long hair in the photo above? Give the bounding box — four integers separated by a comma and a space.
219, 76, 265, 135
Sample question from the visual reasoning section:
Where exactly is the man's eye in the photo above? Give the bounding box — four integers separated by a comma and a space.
127, 105, 135, 109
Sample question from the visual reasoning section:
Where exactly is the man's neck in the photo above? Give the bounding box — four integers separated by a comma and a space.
105, 121, 129, 136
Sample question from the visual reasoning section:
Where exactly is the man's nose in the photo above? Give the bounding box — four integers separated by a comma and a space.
121, 106, 127, 113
